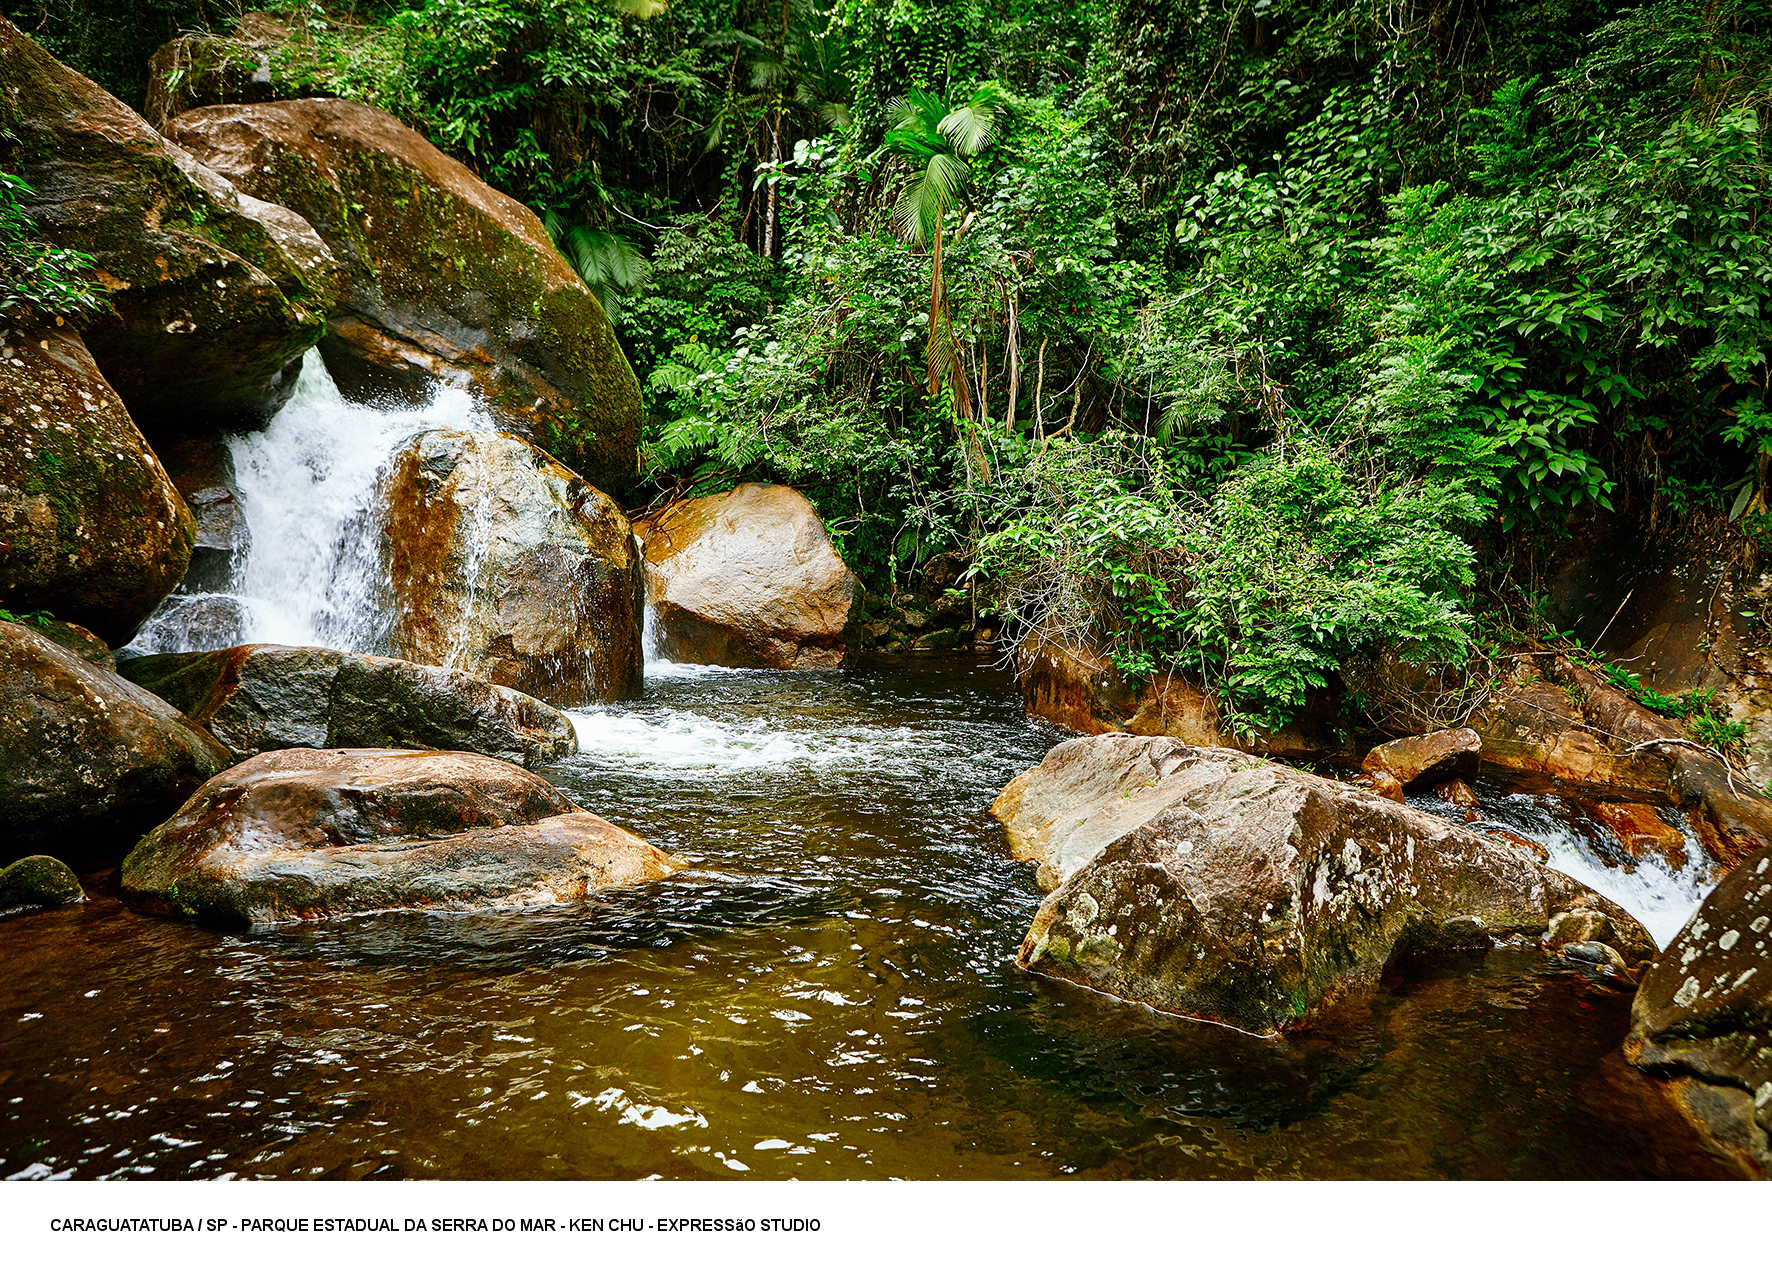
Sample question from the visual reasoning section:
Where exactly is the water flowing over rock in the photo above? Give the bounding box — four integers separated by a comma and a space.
0, 854, 84, 917
996, 735, 1652, 1035
1471, 653, 1772, 870
0, 323, 195, 645
164, 97, 641, 492
0, 18, 339, 427
1626, 843, 1772, 1178
637, 483, 860, 669
121, 644, 577, 769
120, 748, 681, 929
0, 619, 229, 863
381, 429, 643, 707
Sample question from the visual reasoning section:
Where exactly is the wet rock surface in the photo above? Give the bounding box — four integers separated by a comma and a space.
0, 854, 84, 916
164, 97, 640, 491
1472, 654, 1772, 869
121, 643, 577, 769
996, 735, 1651, 1035
381, 429, 643, 707
638, 483, 860, 669
0, 619, 229, 863
0, 18, 338, 427
120, 748, 682, 929
1363, 727, 1481, 788
1626, 842, 1772, 1178
0, 323, 195, 645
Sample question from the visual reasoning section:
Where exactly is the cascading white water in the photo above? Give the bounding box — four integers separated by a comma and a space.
127, 351, 490, 656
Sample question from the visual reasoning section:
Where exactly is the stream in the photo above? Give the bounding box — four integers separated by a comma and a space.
0, 358, 1731, 1180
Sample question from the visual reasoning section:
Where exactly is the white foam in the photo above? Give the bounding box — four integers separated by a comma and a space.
1477, 793, 1719, 948
567, 707, 875, 772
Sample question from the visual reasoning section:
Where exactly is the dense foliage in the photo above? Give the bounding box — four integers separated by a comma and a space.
25, 0, 1772, 730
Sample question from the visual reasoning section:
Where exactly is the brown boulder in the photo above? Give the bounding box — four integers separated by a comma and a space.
120, 748, 682, 929
1362, 727, 1481, 788
0, 322, 195, 644
1434, 778, 1481, 808
381, 429, 643, 706
638, 483, 860, 669
1585, 800, 1689, 871
164, 97, 641, 491
997, 735, 1653, 1034
0, 619, 229, 863
0, 18, 339, 427
1626, 844, 1772, 1177
120, 643, 578, 769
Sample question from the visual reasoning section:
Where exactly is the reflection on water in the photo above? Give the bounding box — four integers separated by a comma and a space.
0, 658, 1728, 1179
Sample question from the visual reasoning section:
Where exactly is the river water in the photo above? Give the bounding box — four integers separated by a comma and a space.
0, 656, 1729, 1180
2, 356, 1728, 1179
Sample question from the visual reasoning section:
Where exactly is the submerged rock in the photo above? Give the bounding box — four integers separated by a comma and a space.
0, 619, 229, 862
1362, 727, 1480, 789
120, 748, 681, 928
1626, 843, 1772, 1179
995, 735, 1652, 1035
164, 97, 640, 491
0, 854, 84, 916
121, 643, 577, 769
638, 483, 860, 669
0, 323, 195, 645
381, 429, 643, 707
0, 18, 339, 427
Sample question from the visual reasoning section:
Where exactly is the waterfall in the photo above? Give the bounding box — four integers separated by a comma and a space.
126, 351, 490, 657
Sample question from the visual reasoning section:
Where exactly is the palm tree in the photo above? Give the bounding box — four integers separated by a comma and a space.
879, 82, 1005, 419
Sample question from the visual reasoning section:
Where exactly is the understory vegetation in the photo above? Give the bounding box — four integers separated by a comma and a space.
15, 0, 1772, 733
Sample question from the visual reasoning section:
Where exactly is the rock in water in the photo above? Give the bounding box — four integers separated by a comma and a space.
638, 483, 860, 669
1627, 844, 1772, 1177
0, 18, 339, 428
0, 323, 196, 645
121, 644, 577, 769
120, 749, 682, 929
1362, 726, 1481, 789
381, 430, 643, 706
164, 97, 641, 492
0, 619, 229, 862
0, 855, 84, 916
995, 735, 1652, 1035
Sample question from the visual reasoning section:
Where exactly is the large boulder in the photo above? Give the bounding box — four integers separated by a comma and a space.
1626, 844, 1772, 1178
0, 322, 195, 645
120, 748, 682, 929
0, 619, 229, 863
164, 97, 642, 491
996, 735, 1653, 1035
120, 643, 577, 769
0, 18, 340, 427
637, 483, 860, 669
380, 429, 643, 706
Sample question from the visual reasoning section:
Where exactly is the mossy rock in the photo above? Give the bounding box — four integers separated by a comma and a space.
0, 323, 195, 645
0, 855, 84, 915
167, 98, 641, 493
0, 17, 341, 430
